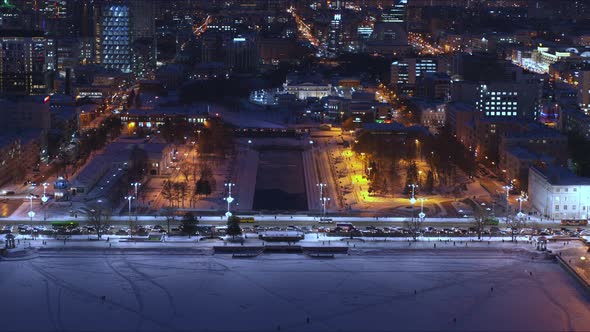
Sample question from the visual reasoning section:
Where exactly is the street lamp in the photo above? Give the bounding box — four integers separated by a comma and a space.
131, 182, 141, 215
321, 197, 330, 217
224, 183, 235, 218
131, 182, 141, 199
42, 182, 49, 197
41, 182, 50, 220
517, 193, 528, 219
408, 184, 418, 205
502, 184, 513, 203
418, 198, 426, 220
317, 183, 326, 202
27, 194, 35, 221
125, 196, 134, 220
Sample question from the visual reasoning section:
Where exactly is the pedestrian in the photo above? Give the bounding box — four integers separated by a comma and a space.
434, 243, 436, 248
529, 271, 533, 276
490, 287, 493, 292
453, 318, 457, 324
414, 290, 417, 295
306, 317, 310, 324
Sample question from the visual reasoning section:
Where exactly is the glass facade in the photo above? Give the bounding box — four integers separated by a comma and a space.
101, 4, 131, 73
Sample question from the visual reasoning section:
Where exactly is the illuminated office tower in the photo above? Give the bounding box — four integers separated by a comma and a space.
99, 2, 132, 73
0, 31, 55, 95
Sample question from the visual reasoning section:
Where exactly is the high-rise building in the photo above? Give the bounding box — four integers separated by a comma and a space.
227, 35, 258, 73
0, 30, 55, 95
381, 0, 407, 24
39, 0, 68, 19
327, 12, 343, 56
129, 0, 155, 40
476, 81, 542, 120
99, 2, 132, 73
578, 70, 590, 113
390, 57, 437, 85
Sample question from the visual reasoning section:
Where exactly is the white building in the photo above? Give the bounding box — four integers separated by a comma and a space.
528, 165, 590, 220
284, 79, 332, 101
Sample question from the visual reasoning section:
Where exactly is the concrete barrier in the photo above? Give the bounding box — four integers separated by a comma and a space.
556, 255, 590, 295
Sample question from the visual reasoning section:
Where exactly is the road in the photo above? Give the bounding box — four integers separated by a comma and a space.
0, 213, 560, 227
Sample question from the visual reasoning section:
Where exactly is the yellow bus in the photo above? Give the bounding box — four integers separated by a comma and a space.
240, 217, 256, 223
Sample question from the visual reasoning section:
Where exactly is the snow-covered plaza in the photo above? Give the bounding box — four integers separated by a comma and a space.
1, 250, 590, 331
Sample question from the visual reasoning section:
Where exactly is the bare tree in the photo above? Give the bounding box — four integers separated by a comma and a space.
81, 205, 111, 240
505, 217, 526, 242
173, 182, 188, 208
160, 207, 176, 234
472, 211, 486, 240
162, 180, 174, 206
404, 215, 423, 242
180, 162, 193, 183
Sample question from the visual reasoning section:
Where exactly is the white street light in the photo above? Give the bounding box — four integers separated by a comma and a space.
408, 184, 418, 205
502, 184, 513, 202
28, 195, 35, 221
418, 198, 426, 220
131, 182, 141, 213
132, 182, 141, 198
321, 197, 330, 217
125, 196, 134, 220
317, 183, 326, 202
517, 193, 528, 219
225, 183, 235, 218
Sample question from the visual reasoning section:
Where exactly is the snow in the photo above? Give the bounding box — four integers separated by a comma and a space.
1, 250, 590, 331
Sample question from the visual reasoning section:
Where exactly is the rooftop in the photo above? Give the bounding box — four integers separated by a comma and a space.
531, 165, 590, 186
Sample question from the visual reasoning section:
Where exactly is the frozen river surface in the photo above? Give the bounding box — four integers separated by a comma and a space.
2, 251, 590, 331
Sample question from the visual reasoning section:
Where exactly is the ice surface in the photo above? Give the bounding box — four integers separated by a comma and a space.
1, 251, 590, 331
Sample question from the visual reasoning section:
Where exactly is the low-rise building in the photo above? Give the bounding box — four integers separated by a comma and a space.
500, 127, 568, 163
0, 130, 42, 186
284, 73, 332, 100
560, 108, 590, 140
121, 105, 210, 130
528, 165, 590, 220
499, 146, 553, 191
445, 102, 477, 153
412, 100, 446, 133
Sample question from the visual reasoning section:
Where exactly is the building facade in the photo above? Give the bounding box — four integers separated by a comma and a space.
528, 166, 590, 220
99, 2, 132, 73
0, 31, 55, 95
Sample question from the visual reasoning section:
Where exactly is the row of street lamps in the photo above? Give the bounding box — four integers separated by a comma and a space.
27, 182, 51, 221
